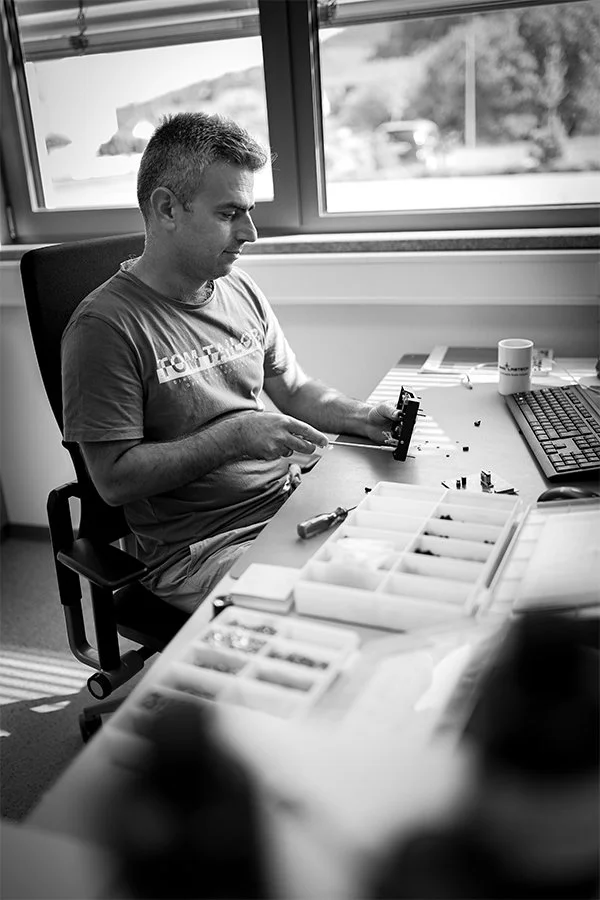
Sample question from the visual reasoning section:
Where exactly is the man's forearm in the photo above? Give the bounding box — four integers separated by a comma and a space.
92, 417, 239, 506
281, 379, 372, 437
85, 409, 328, 507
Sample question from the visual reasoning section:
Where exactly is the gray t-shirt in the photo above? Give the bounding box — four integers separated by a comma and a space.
62, 261, 296, 569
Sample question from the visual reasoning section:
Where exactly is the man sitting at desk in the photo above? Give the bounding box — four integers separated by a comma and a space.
62, 112, 399, 613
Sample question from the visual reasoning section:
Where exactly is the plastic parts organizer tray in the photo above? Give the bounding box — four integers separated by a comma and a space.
294, 482, 521, 631
115, 606, 360, 726
489, 497, 600, 616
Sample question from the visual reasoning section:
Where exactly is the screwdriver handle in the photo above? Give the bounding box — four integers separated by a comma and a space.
297, 506, 349, 540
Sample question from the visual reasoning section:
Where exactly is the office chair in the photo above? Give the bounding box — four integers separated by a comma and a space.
20, 234, 190, 741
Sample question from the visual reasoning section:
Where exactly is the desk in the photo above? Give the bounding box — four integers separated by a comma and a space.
231, 355, 599, 574
27, 356, 600, 898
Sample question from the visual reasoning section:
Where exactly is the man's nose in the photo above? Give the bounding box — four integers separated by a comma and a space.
237, 214, 257, 244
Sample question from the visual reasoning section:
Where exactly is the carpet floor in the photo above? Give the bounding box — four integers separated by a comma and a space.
0, 537, 142, 822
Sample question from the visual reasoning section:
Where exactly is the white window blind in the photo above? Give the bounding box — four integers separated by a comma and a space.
13, 0, 260, 61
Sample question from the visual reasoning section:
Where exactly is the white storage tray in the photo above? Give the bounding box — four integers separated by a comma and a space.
294, 482, 521, 631
488, 497, 600, 616
113, 607, 360, 728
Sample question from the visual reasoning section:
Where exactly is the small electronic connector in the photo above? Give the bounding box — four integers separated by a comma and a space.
480, 469, 493, 488
390, 387, 420, 461
461, 476, 467, 488
462, 446, 469, 452
455, 478, 461, 489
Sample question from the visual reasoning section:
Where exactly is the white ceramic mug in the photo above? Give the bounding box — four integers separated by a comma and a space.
498, 338, 534, 395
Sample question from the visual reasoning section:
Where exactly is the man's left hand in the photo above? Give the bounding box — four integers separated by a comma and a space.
364, 402, 402, 444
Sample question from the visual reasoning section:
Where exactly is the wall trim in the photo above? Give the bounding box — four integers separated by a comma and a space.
240, 251, 599, 306
2, 250, 598, 308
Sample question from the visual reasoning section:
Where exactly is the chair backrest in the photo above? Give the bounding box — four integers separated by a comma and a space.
21, 233, 145, 432
20, 233, 145, 543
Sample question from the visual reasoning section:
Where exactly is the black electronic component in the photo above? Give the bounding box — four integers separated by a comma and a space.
391, 387, 420, 461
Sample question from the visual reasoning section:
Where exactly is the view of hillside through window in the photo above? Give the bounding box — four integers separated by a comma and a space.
319, 1, 600, 211
26, 36, 272, 210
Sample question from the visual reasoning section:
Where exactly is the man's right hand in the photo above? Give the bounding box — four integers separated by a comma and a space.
231, 411, 329, 460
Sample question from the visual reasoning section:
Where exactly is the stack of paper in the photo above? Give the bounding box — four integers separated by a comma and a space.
229, 563, 300, 613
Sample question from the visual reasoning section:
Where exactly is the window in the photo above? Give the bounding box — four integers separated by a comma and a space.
24, 38, 273, 211
315, 0, 600, 219
1, 0, 299, 240
1, 0, 598, 242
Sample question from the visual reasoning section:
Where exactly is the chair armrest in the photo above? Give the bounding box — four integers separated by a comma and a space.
57, 538, 148, 590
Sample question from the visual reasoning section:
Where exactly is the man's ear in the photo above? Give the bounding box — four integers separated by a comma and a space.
150, 187, 179, 230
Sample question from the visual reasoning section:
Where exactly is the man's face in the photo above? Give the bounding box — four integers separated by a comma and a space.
173, 161, 258, 284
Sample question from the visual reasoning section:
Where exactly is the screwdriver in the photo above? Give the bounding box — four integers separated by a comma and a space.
297, 505, 356, 540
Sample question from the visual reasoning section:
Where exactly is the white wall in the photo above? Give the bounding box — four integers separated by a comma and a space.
1, 250, 598, 527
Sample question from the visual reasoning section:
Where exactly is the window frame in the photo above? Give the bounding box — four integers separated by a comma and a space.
1, 0, 598, 244
289, 0, 599, 232
0, 0, 303, 242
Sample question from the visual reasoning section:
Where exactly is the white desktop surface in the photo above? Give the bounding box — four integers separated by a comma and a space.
25, 358, 600, 898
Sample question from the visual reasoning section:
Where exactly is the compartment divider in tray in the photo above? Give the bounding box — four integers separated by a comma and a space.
379, 570, 472, 604
422, 518, 503, 544
351, 510, 430, 533
431, 503, 511, 527
301, 559, 385, 592
245, 658, 322, 694
396, 552, 485, 583
411, 534, 493, 563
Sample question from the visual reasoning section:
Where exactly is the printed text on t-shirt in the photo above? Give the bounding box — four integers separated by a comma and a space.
156, 328, 261, 384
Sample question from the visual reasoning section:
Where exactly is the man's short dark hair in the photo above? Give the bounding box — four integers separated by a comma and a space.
137, 112, 270, 221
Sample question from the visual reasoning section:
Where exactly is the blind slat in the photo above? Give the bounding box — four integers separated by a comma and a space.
14, 0, 259, 60
330, 0, 579, 26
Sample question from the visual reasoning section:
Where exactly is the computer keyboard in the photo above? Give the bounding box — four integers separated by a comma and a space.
505, 383, 600, 480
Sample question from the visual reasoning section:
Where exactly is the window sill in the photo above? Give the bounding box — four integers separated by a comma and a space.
2, 229, 598, 310
245, 228, 600, 255
1, 227, 599, 262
